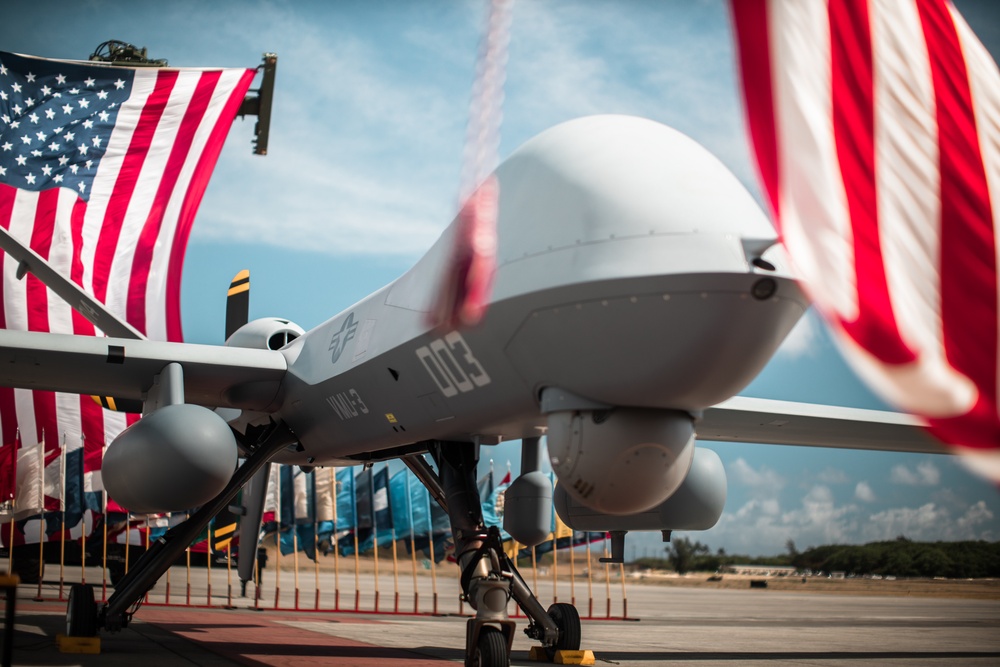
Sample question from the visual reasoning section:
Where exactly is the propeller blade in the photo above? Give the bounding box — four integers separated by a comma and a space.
92, 395, 144, 413
225, 269, 251, 341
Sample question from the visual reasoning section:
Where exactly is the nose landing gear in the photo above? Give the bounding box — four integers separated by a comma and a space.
431, 441, 582, 667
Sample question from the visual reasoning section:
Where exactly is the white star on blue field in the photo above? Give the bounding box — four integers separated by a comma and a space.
3, 0, 997, 556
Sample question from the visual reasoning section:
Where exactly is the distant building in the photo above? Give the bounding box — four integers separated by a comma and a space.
723, 565, 797, 577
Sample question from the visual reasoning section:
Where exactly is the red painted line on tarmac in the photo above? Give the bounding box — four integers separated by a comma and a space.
139, 607, 454, 666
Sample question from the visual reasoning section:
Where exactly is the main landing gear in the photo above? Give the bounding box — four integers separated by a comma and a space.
420, 441, 582, 667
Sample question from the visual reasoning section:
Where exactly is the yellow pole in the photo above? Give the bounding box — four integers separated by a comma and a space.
165, 514, 172, 605
511, 541, 521, 617
352, 529, 360, 611
334, 526, 341, 611
274, 529, 281, 609
79, 509, 85, 587
58, 500, 66, 601
619, 561, 628, 619
570, 534, 576, 607
293, 526, 300, 610
391, 535, 400, 613
603, 536, 611, 618
58, 436, 66, 601
313, 521, 320, 610
332, 468, 341, 611
226, 540, 233, 608
185, 512, 192, 606
373, 524, 381, 613
206, 523, 213, 606
124, 512, 130, 581
274, 469, 282, 610
101, 505, 108, 601
585, 539, 594, 618
428, 527, 438, 615
409, 528, 418, 614
35, 432, 45, 600
144, 515, 151, 604
552, 534, 558, 604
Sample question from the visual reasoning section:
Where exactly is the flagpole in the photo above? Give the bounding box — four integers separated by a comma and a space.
332, 469, 340, 611
124, 511, 130, 596
226, 538, 233, 609
603, 534, 611, 618
389, 465, 399, 613
391, 522, 399, 614
35, 430, 45, 600
352, 470, 360, 612
58, 434, 66, 601
185, 511, 192, 606
293, 512, 300, 611
424, 486, 437, 616
619, 560, 628, 619
427, 515, 438, 615
8, 430, 20, 578
313, 471, 321, 610
586, 537, 594, 618
274, 466, 281, 610
313, 516, 320, 611
570, 531, 576, 607
101, 487, 108, 601
165, 514, 172, 605
371, 466, 381, 613
77, 434, 85, 588
144, 515, 151, 605
552, 530, 558, 604
407, 472, 418, 614
206, 516, 213, 607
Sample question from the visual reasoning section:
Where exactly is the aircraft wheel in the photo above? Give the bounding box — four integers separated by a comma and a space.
467, 625, 509, 667
67, 583, 98, 637
546, 602, 581, 659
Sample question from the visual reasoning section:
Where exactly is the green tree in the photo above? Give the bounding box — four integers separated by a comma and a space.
666, 537, 710, 574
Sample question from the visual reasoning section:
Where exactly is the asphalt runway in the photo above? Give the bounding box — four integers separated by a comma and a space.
4, 574, 999, 666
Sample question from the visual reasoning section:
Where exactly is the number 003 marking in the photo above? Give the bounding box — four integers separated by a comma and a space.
416, 331, 491, 398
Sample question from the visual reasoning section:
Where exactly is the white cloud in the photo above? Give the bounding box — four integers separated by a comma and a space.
191, 0, 756, 259
817, 467, 850, 484
890, 461, 941, 486
854, 481, 876, 503
711, 484, 860, 554
729, 458, 785, 490
775, 310, 820, 359
862, 500, 996, 542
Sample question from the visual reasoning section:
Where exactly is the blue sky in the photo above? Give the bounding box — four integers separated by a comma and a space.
3, 0, 998, 556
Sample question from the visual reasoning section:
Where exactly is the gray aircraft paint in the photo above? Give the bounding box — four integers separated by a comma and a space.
0, 115, 935, 486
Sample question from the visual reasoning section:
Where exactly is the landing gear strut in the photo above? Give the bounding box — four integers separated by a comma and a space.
431, 441, 581, 667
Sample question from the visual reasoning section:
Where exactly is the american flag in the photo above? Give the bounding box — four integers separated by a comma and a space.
0, 50, 255, 532
731, 0, 1000, 480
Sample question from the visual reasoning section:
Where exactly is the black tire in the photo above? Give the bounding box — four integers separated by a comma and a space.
547, 602, 582, 659
67, 583, 98, 637
468, 626, 509, 667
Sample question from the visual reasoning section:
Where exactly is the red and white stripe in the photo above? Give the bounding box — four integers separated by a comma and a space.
0, 62, 254, 517
732, 0, 1000, 479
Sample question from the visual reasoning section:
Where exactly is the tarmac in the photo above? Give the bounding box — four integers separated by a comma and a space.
3, 575, 1000, 666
